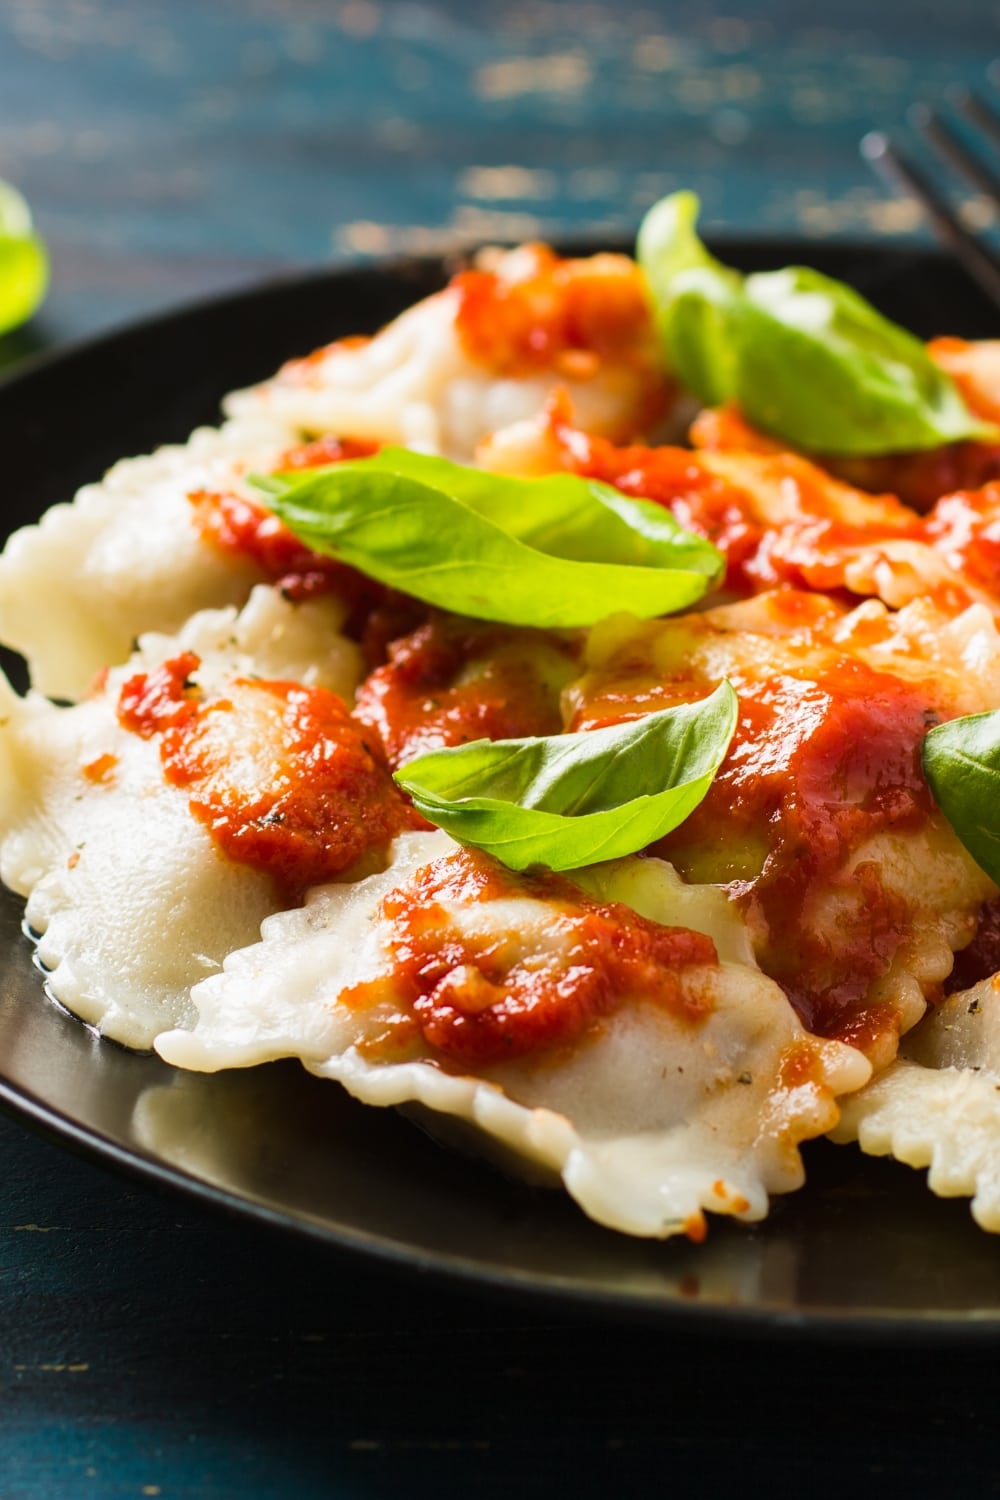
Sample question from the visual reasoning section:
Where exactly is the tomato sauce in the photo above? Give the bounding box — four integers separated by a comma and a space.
343, 847, 718, 1069
190, 489, 346, 602
81, 752, 118, 785
537, 409, 930, 602
929, 336, 1000, 424
189, 436, 378, 603
698, 656, 937, 1048
117, 654, 416, 900
548, 404, 1000, 612
829, 443, 1000, 515
560, 425, 780, 596
353, 614, 578, 769
453, 244, 656, 379
572, 632, 941, 1052
279, 434, 378, 470
922, 484, 1000, 595
690, 400, 1000, 514
689, 405, 784, 455
118, 651, 201, 736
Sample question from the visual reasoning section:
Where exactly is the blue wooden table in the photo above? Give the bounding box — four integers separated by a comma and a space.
2, 2, 1000, 1494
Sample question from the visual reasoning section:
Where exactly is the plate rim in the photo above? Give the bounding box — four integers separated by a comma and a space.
6, 1052, 1000, 1345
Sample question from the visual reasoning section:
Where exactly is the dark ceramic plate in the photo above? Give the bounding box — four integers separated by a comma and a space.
2, 240, 1000, 1338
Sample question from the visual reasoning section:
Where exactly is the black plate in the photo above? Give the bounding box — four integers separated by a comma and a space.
2, 239, 1000, 1338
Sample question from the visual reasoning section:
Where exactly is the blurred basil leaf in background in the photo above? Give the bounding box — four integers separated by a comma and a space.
0, 179, 47, 336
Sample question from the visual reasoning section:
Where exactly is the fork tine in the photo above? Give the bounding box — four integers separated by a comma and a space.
909, 103, 1000, 206
861, 129, 1000, 313
951, 86, 1000, 155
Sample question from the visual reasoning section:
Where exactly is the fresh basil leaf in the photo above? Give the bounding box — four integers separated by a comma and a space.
637, 190, 741, 409
0, 179, 47, 336
734, 266, 993, 453
637, 190, 998, 456
922, 712, 1000, 886
394, 681, 738, 872
253, 449, 722, 629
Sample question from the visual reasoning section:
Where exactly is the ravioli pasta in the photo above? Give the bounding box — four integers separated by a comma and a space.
0, 587, 363, 1045
0, 416, 299, 699
3, 228, 1000, 1241
832, 981, 1000, 1231
156, 831, 869, 1239
226, 246, 669, 457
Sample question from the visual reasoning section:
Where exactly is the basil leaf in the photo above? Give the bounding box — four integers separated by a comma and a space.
394, 681, 738, 872
637, 190, 742, 409
253, 449, 722, 628
0, 179, 47, 336
922, 712, 1000, 886
638, 190, 997, 456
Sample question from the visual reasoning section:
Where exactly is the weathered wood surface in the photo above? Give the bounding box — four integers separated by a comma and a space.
4, 1113, 1000, 1498
1, 0, 999, 343
2, 2, 1000, 1494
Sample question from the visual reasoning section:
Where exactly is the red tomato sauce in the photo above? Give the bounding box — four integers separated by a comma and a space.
81, 752, 118, 785
549, 405, 1000, 612
279, 434, 379, 470
117, 654, 416, 900
944, 895, 1000, 995
690, 402, 1000, 514
692, 658, 938, 1050
344, 847, 718, 1069
730, 515, 915, 599
453, 244, 656, 379
118, 651, 201, 736
572, 641, 940, 1053
189, 436, 378, 603
922, 484, 1000, 595
352, 614, 578, 769
929, 336, 1000, 424
828, 443, 1000, 515
189, 489, 347, 602
561, 426, 780, 597
544, 414, 928, 601
688, 405, 784, 455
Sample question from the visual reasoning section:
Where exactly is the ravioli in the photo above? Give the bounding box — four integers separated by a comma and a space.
481, 400, 1000, 618
226, 246, 671, 459
0, 587, 378, 1047
4, 229, 1000, 1244
156, 831, 870, 1240
832, 979, 1000, 1231
0, 417, 298, 699
567, 592, 998, 1067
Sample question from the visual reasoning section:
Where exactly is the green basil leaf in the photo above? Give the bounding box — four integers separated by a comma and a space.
922, 712, 1000, 886
637, 189, 742, 409
637, 190, 998, 456
253, 449, 722, 628
0, 179, 47, 336
394, 681, 738, 872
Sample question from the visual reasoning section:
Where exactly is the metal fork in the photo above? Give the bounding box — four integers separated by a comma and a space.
862, 87, 1000, 310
